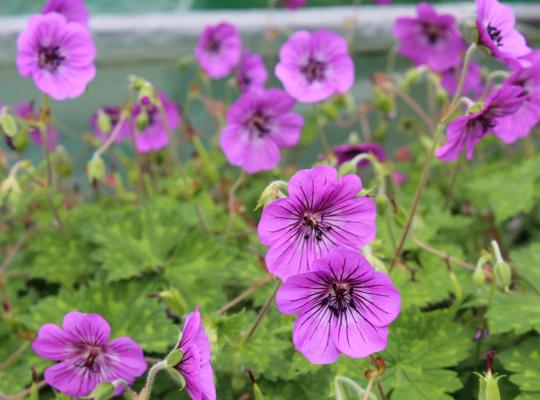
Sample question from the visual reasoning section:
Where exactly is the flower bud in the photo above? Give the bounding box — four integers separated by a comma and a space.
476, 371, 503, 400
97, 109, 112, 135
473, 266, 486, 288
436, 87, 448, 105
166, 348, 184, 367
0, 112, 18, 138
255, 180, 288, 210
373, 87, 395, 116
158, 288, 188, 316
136, 110, 149, 131
88, 382, 115, 400
449, 270, 463, 300
253, 383, 264, 400
87, 156, 106, 183
402, 66, 425, 90
494, 261, 511, 292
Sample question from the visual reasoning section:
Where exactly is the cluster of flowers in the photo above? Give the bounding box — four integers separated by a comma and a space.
394, 0, 540, 161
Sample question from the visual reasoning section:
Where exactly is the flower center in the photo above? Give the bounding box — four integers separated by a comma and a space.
487, 23, 503, 47
301, 213, 332, 241
205, 37, 221, 54
38, 46, 64, 72
423, 23, 443, 44
302, 58, 326, 83
321, 282, 356, 317
75, 345, 103, 373
247, 112, 271, 137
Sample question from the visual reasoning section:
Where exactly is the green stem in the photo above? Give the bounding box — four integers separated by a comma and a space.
139, 360, 167, 400
245, 282, 280, 342
447, 43, 477, 117
313, 104, 334, 161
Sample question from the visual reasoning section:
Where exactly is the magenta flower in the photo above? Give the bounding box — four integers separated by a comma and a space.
493, 51, 540, 143
32, 311, 147, 397
17, 13, 96, 101
275, 30, 354, 103
441, 61, 484, 99
90, 106, 132, 142
133, 92, 181, 154
195, 22, 242, 79
43, 0, 89, 25
220, 88, 303, 173
436, 85, 525, 162
391, 171, 407, 186
14, 101, 60, 151
258, 166, 376, 281
173, 307, 216, 400
393, 2, 465, 71
236, 50, 268, 93
281, 0, 307, 9
332, 143, 387, 168
276, 248, 400, 364
476, 0, 531, 64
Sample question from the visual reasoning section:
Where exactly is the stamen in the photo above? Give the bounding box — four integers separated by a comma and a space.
38, 46, 64, 72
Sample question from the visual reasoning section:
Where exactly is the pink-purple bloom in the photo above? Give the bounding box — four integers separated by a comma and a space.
476, 0, 531, 64
43, 0, 90, 25
220, 88, 303, 173
173, 307, 216, 400
90, 105, 132, 142
132, 92, 181, 154
493, 51, 540, 143
436, 85, 526, 162
276, 248, 400, 364
332, 143, 387, 168
393, 2, 465, 71
32, 311, 147, 397
281, 0, 307, 9
258, 166, 376, 281
14, 101, 60, 150
195, 22, 242, 79
17, 12, 96, 101
275, 30, 354, 103
236, 50, 268, 93
441, 62, 484, 99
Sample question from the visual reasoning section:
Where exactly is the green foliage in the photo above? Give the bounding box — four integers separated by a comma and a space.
499, 338, 540, 400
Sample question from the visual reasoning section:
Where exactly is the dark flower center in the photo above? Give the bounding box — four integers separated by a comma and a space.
75, 344, 103, 373
302, 57, 326, 83
487, 23, 503, 47
422, 23, 443, 44
247, 112, 271, 138
205, 37, 221, 54
302, 213, 332, 242
38, 46, 64, 72
321, 282, 356, 317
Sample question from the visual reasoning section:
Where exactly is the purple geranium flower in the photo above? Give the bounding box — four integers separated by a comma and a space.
436, 85, 525, 161
275, 30, 354, 103
276, 248, 400, 364
476, 0, 531, 64
32, 311, 147, 397
441, 61, 484, 99
195, 22, 242, 79
220, 88, 303, 173
173, 307, 216, 400
43, 0, 89, 25
493, 51, 540, 143
236, 50, 268, 93
17, 13, 96, 101
393, 2, 465, 71
258, 165, 376, 281
332, 142, 387, 168
281, 0, 307, 9
133, 92, 181, 154
13, 101, 60, 151
90, 106, 133, 142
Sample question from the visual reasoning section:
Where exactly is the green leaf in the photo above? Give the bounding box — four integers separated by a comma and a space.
499, 337, 540, 400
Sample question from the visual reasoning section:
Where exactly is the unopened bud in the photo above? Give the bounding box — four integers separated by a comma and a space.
253, 383, 264, 400
436, 87, 448, 105
159, 288, 188, 316
473, 266, 486, 288
449, 270, 463, 300
136, 110, 149, 131
0, 176, 21, 207
494, 261, 511, 291
0, 112, 18, 138
475, 371, 503, 400
402, 66, 426, 90
97, 109, 112, 135
255, 180, 288, 210
373, 87, 394, 116
166, 348, 184, 368
87, 156, 106, 183
88, 382, 115, 400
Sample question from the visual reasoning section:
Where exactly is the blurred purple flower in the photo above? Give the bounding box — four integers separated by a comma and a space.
391, 171, 407, 185
17, 13, 96, 100
494, 51, 540, 143
393, 2, 465, 71
173, 307, 216, 400
14, 101, 59, 150
133, 92, 181, 154
220, 88, 303, 173
32, 311, 147, 397
275, 30, 354, 103
195, 22, 242, 79
281, 0, 307, 9
236, 49, 268, 93
43, 0, 89, 25
441, 62, 484, 99
258, 166, 376, 281
276, 248, 400, 364
476, 0, 531, 64
90, 106, 133, 142
333, 142, 387, 168
436, 85, 525, 162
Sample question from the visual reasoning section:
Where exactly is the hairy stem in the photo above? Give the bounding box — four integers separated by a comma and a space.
219, 274, 274, 315
411, 234, 478, 272
139, 360, 167, 400
446, 43, 477, 117
245, 282, 280, 342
